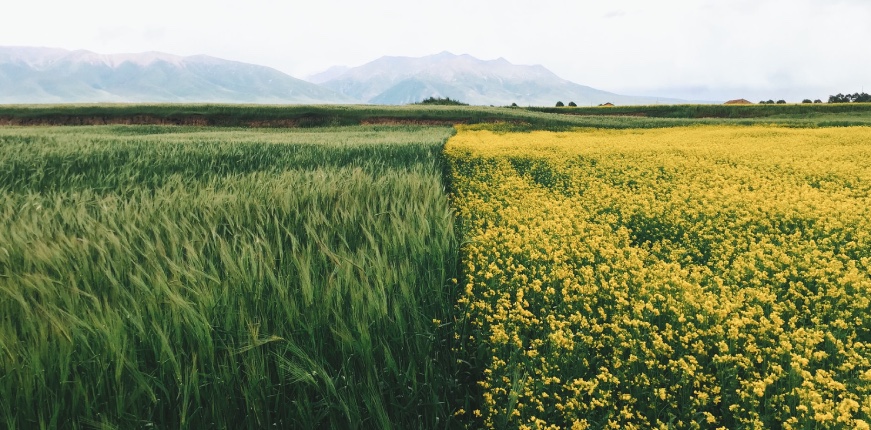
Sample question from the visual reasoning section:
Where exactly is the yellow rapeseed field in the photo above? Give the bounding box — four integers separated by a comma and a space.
445, 125, 871, 429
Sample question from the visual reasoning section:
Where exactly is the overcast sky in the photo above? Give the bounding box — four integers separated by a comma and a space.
2, 0, 869, 102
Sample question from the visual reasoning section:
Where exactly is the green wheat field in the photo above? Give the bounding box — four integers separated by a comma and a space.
0, 125, 464, 429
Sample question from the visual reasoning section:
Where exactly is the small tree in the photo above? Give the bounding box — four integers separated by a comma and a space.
802, 99, 812, 104
776, 100, 786, 104
814, 99, 822, 103
555, 101, 565, 107
829, 93, 847, 103
568, 101, 577, 107
510, 102, 518, 107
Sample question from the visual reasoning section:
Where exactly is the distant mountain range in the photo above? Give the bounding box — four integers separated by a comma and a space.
314, 51, 688, 106
0, 47, 354, 104
0, 47, 698, 105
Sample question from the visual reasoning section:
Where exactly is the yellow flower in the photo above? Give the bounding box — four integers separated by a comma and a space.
445, 125, 871, 428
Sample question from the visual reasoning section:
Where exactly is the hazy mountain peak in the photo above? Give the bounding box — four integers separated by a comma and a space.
0, 46, 355, 104
56, 49, 186, 68
431, 51, 459, 59
106, 51, 186, 68
320, 52, 689, 106
306, 65, 351, 84
0, 46, 70, 68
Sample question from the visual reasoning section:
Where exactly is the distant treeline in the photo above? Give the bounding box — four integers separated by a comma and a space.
760, 92, 871, 104
527, 102, 871, 120
828, 92, 871, 103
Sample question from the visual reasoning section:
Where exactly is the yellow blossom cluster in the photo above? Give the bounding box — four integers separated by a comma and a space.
445, 125, 871, 429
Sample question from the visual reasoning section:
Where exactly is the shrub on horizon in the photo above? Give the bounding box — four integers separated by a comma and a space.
414, 96, 469, 106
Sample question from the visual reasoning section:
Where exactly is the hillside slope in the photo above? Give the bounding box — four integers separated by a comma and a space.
0, 47, 355, 104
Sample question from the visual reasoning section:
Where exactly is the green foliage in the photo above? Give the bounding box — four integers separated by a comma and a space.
555, 101, 564, 107
0, 125, 464, 429
414, 96, 469, 106
829, 92, 871, 103
567, 101, 577, 107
